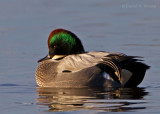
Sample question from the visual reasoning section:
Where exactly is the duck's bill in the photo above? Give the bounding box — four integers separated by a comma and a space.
38, 54, 50, 62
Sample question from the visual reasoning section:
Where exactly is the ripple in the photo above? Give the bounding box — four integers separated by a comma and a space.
0, 83, 19, 86
123, 44, 160, 47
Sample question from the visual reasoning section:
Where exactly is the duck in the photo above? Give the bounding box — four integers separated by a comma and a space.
35, 28, 150, 88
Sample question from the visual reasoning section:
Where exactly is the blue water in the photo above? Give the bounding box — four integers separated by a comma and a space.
0, 0, 160, 113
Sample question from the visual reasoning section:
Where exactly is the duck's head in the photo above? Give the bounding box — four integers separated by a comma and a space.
38, 29, 85, 62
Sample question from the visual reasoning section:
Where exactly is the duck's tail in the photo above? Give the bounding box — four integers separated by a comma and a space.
121, 60, 150, 87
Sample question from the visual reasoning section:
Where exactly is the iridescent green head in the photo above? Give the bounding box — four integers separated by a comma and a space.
48, 28, 85, 56
38, 29, 85, 62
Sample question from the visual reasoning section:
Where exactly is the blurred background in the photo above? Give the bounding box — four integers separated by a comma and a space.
0, 0, 160, 113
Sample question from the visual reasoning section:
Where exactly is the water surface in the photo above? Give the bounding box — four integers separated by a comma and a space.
0, 0, 160, 113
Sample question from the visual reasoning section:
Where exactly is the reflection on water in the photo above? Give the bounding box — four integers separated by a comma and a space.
36, 87, 148, 112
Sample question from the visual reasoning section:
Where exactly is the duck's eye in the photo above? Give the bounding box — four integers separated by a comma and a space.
54, 45, 57, 48
51, 45, 56, 48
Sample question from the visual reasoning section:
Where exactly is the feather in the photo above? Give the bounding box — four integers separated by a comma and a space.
100, 57, 122, 80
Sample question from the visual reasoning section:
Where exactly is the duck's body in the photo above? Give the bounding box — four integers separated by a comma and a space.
35, 29, 150, 88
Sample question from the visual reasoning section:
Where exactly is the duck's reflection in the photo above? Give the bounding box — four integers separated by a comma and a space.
36, 87, 148, 112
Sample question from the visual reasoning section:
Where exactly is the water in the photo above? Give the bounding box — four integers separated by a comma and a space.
0, 0, 160, 113
36, 87, 148, 112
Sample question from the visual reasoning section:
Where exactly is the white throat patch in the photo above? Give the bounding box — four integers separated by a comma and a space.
52, 55, 65, 60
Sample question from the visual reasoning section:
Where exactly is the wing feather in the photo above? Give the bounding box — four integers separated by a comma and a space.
57, 52, 143, 83
57, 53, 101, 72
100, 57, 122, 80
